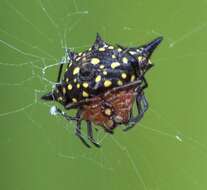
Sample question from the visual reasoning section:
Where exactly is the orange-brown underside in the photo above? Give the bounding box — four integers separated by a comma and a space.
81, 88, 136, 130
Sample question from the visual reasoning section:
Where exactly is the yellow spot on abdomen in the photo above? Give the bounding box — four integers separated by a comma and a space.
95, 75, 102, 83
72, 98, 77, 103
104, 80, 112, 87
62, 88, 66, 94
91, 58, 100, 65
130, 75, 135, 82
138, 56, 143, 62
117, 80, 123, 86
99, 65, 105, 69
121, 73, 127, 79
111, 62, 120, 69
82, 91, 89, 97
103, 71, 107, 75
122, 57, 128, 64
73, 67, 80, 75
77, 83, 80, 88
82, 82, 89, 88
67, 84, 73, 90
99, 47, 105, 51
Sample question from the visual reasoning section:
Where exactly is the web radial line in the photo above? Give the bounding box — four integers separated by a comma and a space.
63, 18, 82, 49
39, 0, 59, 29
0, 39, 47, 60
0, 27, 57, 60
111, 136, 148, 190
0, 103, 34, 117
5, 0, 53, 43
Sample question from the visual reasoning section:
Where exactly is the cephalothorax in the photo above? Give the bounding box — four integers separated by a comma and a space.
42, 34, 163, 147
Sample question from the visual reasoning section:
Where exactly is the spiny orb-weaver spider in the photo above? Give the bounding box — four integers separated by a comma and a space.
42, 34, 163, 148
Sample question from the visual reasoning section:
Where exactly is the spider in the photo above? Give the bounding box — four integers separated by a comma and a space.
41, 34, 163, 148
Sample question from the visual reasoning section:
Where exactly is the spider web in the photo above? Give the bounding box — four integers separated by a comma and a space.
0, 0, 207, 189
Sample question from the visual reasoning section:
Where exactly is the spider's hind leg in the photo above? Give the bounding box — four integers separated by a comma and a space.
123, 93, 148, 131
75, 110, 91, 148
87, 121, 100, 148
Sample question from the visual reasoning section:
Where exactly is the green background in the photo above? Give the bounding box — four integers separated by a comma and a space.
0, 0, 207, 189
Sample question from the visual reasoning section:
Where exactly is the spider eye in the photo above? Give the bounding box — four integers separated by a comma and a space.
79, 63, 95, 81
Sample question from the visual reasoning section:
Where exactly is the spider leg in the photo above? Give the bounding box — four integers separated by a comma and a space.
140, 93, 149, 113
123, 93, 148, 131
54, 107, 78, 121
75, 110, 91, 148
87, 121, 100, 148
52, 107, 90, 147
141, 76, 148, 91
104, 127, 114, 134
57, 63, 64, 83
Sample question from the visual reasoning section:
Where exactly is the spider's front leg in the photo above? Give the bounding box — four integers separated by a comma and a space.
123, 92, 148, 131
52, 106, 91, 148
50, 106, 78, 121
